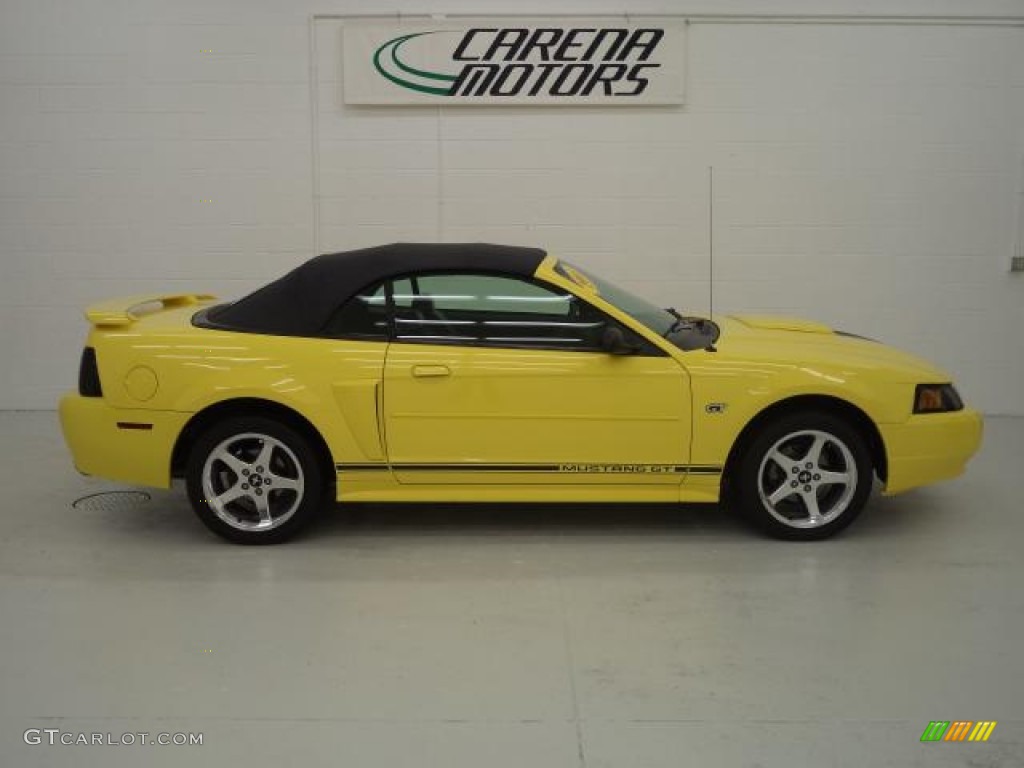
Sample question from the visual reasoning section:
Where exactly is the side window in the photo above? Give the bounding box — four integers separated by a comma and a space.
390, 277, 413, 310
322, 281, 389, 340
392, 272, 606, 350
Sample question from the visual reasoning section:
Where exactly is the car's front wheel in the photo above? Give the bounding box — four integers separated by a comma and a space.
732, 411, 873, 540
185, 417, 327, 544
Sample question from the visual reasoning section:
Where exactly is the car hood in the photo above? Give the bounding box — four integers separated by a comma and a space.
715, 314, 951, 381
728, 314, 835, 334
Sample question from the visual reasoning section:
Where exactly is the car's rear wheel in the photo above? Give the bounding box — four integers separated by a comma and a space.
185, 416, 327, 544
732, 411, 873, 540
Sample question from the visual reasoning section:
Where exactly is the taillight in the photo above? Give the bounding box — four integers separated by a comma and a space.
78, 347, 102, 397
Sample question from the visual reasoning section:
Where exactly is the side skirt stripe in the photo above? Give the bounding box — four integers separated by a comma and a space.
336, 462, 722, 475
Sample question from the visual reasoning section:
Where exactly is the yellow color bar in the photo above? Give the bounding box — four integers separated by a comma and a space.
969, 721, 997, 742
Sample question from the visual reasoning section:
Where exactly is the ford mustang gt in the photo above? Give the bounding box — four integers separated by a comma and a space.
59, 244, 982, 543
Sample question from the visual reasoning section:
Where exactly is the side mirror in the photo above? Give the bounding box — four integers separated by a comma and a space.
600, 324, 638, 355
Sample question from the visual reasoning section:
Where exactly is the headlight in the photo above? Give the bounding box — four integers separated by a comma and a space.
913, 383, 963, 414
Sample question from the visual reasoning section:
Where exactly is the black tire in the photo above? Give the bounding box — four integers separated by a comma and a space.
185, 416, 328, 544
730, 411, 873, 540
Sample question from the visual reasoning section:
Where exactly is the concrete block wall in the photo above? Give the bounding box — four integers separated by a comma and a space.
1, 0, 1022, 411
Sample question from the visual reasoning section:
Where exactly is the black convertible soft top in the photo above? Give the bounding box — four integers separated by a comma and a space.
203, 243, 547, 336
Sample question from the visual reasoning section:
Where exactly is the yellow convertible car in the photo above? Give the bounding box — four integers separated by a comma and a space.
59, 244, 982, 543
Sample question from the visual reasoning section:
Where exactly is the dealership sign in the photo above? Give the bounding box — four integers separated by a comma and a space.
342, 19, 686, 105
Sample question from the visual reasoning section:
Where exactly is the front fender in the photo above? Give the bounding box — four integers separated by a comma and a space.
684, 351, 905, 467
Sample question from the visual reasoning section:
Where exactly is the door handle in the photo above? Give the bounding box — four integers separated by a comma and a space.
411, 364, 451, 378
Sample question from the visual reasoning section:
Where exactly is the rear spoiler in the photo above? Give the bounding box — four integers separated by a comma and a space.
84, 293, 218, 329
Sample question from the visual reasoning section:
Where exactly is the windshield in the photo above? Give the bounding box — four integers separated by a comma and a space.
554, 261, 720, 351
555, 263, 676, 336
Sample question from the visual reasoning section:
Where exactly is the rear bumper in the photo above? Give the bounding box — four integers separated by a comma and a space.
880, 408, 983, 495
59, 394, 190, 489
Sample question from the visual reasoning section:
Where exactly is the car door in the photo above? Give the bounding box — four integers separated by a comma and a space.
380, 271, 692, 485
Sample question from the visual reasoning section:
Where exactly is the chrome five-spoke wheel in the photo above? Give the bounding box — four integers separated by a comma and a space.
733, 411, 873, 540
201, 432, 304, 532
186, 416, 327, 544
757, 430, 857, 529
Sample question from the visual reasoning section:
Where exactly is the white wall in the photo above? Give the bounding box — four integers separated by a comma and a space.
1, 1, 1023, 412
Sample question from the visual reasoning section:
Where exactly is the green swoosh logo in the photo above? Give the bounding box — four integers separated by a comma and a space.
373, 32, 457, 96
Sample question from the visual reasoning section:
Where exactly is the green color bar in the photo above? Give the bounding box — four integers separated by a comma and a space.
920, 721, 950, 742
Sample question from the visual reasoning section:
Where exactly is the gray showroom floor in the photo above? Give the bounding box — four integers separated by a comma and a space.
0, 411, 1021, 767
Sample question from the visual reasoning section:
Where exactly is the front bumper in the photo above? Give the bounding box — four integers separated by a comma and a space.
879, 408, 983, 495
59, 394, 191, 489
